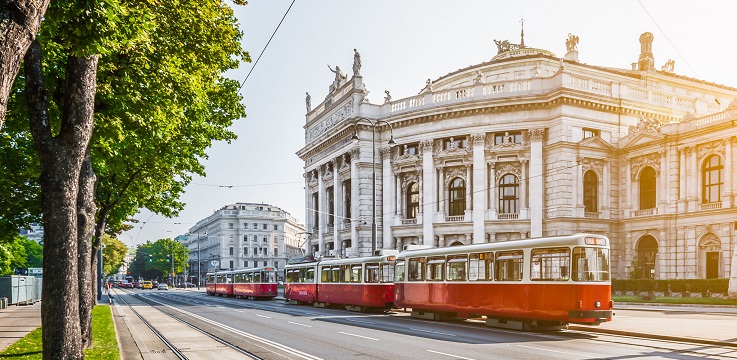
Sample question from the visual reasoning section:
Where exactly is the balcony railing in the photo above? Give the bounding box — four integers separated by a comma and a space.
445, 215, 465, 222
401, 218, 417, 225
699, 202, 722, 211
632, 208, 657, 217
584, 212, 601, 219
498, 213, 519, 220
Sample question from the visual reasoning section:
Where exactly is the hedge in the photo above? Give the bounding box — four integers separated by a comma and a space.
612, 278, 729, 294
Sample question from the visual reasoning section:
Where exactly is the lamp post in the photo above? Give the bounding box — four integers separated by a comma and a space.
352, 120, 395, 255
197, 230, 206, 289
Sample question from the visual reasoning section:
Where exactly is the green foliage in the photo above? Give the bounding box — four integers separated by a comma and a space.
128, 238, 189, 279
0, 236, 42, 275
102, 235, 128, 276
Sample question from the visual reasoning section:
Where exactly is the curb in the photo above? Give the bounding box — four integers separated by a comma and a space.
567, 325, 737, 349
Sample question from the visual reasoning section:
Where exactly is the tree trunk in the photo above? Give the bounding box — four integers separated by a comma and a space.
0, 0, 50, 126
77, 151, 96, 349
25, 39, 99, 360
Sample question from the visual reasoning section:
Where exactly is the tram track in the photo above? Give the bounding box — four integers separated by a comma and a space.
114, 290, 263, 359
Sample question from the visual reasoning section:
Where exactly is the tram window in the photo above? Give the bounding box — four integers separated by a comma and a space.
381, 263, 394, 283
426, 256, 445, 281
394, 261, 405, 282
572, 247, 610, 282
265, 271, 276, 283
332, 266, 341, 283
407, 258, 426, 281
286, 270, 294, 283
530, 248, 570, 281
226, 274, 233, 283
365, 263, 380, 283
244, 272, 252, 283
469, 252, 493, 281
252, 272, 260, 283
446, 255, 467, 281
321, 267, 330, 282
306, 268, 315, 283
351, 265, 362, 283
495, 251, 523, 281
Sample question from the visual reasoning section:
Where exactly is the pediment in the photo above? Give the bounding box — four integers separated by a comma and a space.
619, 131, 663, 149
577, 136, 615, 151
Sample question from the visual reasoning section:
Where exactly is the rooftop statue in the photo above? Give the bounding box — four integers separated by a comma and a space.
353, 49, 362, 76
327, 65, 347, 93
661, 59, 675, 73
566, 33, 579, 52
305, 92, 311, 112
473, 70, 484, 84
384, 90, 392, 104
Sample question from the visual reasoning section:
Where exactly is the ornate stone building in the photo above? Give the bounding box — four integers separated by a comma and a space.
186, 203, 305, 280
296, 32, 737, 280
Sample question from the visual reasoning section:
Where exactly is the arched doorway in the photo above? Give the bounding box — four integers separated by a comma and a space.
449, 241, 464, 246
636, 235, 658, 279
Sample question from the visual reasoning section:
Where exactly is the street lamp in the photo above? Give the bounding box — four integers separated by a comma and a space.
351, 120, 396, 255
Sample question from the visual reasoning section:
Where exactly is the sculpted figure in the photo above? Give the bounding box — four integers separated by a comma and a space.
384, 90, 392, 104
353, 49, 362, 76
566, 33, 579, 52
327, 65, 347, 93
421, 78, 434, 93
661, 59, 675, 73
305, 92, 311, 112
473, 70, 484, 84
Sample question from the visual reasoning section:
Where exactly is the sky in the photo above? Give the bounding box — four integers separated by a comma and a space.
120, 0, 737, 248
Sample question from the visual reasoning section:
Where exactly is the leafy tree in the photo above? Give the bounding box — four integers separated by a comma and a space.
0, 244, 12, 275
21, 238, 43, 268
129, 239, 189, 280
101, 235, 127, 277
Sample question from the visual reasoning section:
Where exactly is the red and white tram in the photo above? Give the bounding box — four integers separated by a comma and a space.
214, 270, 234, 297
393, 234, 613, 330
204, 272, 216, 295
232, 267, 278, 299
285, 252, 396, 311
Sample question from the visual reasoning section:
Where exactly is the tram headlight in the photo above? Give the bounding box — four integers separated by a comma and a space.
595, 301, 601, 308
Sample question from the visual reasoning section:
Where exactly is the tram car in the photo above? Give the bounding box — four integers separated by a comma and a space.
204, 272, 216, 295
393, 233, 613, 330
285, 251, 397, 311
232, 267, 278, 299
207, 270, 234, 297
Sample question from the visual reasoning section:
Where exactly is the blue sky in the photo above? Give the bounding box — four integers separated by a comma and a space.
121, 0, 737, 247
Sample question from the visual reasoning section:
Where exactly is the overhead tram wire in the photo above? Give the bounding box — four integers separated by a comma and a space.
237, 0, 296, 93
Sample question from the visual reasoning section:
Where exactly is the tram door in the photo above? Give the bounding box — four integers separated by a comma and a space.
706, 252, 719, 279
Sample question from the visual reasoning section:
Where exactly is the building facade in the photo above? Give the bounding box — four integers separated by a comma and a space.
297, 32, 737, 280
186, 203, 305, 281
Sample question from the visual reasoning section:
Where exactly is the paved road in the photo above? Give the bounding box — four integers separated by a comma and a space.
113, 288, 737, 360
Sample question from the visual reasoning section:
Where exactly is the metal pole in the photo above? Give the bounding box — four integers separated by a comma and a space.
371, 122, 376, 256
171, 244, 174, 287
97, 246, 102, 301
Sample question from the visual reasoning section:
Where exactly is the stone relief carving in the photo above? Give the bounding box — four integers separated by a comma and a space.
628, 116, 661, 136
471, 133, 486, 146
384, 90, 392, 104
438, 137, 470, 157
581, 157, 605, 175
339, 153, 350, 171
528, 128, 545, 141
401, 171, 420, 190
495, 161, 521, 180
698, 233, 721, 251
697, 139, 726, 159
307, 99, 354, 142
443, 167, 467, 186
396, 145, 421, 162
380, 146, 393, 160
349, 146, 360, 159
473, 70, 484, 85
420, 139, 434, 154
630, 153, 661, 180
421, 79, 434, 94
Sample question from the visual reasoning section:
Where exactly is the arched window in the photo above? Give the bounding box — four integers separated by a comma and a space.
583, 170, 598, 213
406, 182, 419, 219
636, 235, 658, 279
498, 174, 519, 214
448, 178, 465, 216
639, 167, 656, 210
702, 155, 723, 204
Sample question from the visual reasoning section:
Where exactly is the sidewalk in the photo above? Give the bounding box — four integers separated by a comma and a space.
0, 301, 42, 352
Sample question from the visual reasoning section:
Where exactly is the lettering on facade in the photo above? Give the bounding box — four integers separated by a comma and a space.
307, 99, 354, 142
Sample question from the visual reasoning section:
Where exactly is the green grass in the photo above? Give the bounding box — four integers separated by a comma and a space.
613, 295, 737, 306
0, 305, 119, 359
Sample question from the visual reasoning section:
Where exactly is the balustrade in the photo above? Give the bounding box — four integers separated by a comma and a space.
584, 212, 601, 219
699, 202, 722, 211
632, 208, 657, 217
445, 215, 465, 222
497, 213, 519, 220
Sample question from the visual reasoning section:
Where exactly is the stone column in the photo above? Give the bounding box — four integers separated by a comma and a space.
678, 147, 687, 213
602, 161, 611, 219
572, 157, 581, 217
395, 173, 401, 219
421, 140, 435, 247
304, 172, 311, 241
332, 159, 341, 255
626, 158, 632, 218
688, 146, 698, 211
472, 133, 486, 244
659, 150, 668, 214
724, 138, 733, 207
465, 164, 472, 214
381, 147, 394, 249
350, 147, 360, 253
529, 129, 545, 237
317, 165, 325, 255
489, 161, 498, 219
520, 160, 528, 219
439, 167, 446, 215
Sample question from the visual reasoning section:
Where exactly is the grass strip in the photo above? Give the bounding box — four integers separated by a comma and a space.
613, 295, 737, 306
0, 305, 119, 359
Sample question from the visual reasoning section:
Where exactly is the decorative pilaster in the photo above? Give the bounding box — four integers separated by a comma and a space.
381, 147, 394, 249
317, 165, 325, 255
678, 147, 687, 213
489, 161, 498, 219
472, 133, 486, 243
688, 146, 698, 211
332, 159, 341, 255
350, 147, 360, 252
528, 128, 545, 237
520, 160, 529, 219
420, 139, 435, 247
725, 137, 733, 207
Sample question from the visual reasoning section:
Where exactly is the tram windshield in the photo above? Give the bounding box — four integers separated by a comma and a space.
263, 270, 276, 283
572, 247, 610, 282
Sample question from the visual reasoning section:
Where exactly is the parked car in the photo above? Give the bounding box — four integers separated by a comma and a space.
157, 283, 168, 290
185, 282, 195, 288
142, 281, 153, 290
132, 281, 140, 289
121, 282, 133, 289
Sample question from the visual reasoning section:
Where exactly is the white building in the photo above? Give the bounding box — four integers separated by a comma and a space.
297, 32, 737, 280
186, 203, 305, 281
19, 223, 44, 244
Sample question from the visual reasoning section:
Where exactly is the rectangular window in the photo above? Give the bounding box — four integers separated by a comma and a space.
243, 235, 248, 241
244, 223, 248, 229
263, 236, 268, 243
351, 265, 362, 283
244, 261, 247, 267
228, 223, 234, 229
263, 261, 267, 266
426, 256, 445, 281
446, 255, 467, 281
244, 247, 248, 255
572, 247, 610, 282
263, 224, 267, 230
274, 261, 279, 269
253, 223, 258, 229
381, 263, 394, 283
253, 235, 258, 241
366, 263, 380, 283
394, 261, 405, 282
469, 252, 493, 281
402, 143, 419, 155
274, 225, 278, 230
443, 137, 467, 149
407, 258, 425, 281
332, 266, 341, 283
582, 128, 600, 139
530, 248, 570, 281
495, 251, 523, 281
494, 131, 522, 145
253, 271, 260, 283
273, 248, 278, 256
229, 260, 234, 269
305, 268, 315, 283
229, 247, 234, 256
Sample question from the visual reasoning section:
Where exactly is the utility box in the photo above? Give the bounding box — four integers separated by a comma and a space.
0, 276, 39, 305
